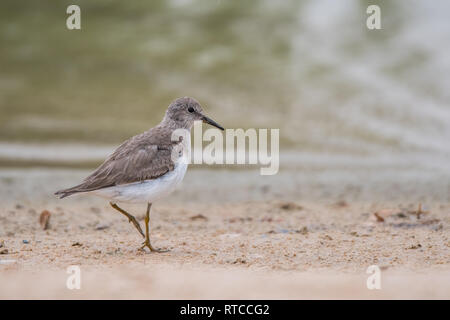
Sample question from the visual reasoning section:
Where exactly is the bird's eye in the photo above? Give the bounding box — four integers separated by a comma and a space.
188, 107, 194, 113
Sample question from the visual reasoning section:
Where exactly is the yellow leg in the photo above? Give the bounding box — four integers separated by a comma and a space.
110, 202, 145, 238
140, 203, 168, 253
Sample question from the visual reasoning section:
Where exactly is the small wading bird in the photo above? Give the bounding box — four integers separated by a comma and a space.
55, 97, 224, 252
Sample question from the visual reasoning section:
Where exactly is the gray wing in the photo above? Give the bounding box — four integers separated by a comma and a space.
83, 144, 174, 188
55, 130, 177, 198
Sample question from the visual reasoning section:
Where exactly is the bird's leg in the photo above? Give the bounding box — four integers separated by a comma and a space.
109, 202, 145, 238
140, 203, 168, 253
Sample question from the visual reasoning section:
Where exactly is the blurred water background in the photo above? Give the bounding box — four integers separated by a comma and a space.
1, 0, 449, 172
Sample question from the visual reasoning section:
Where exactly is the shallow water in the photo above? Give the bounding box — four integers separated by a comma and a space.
0, 0, 449, 165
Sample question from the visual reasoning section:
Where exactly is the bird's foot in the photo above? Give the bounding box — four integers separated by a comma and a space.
139, 240, 169, 253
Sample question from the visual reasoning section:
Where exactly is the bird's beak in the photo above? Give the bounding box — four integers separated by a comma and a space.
201, 114, 224, 131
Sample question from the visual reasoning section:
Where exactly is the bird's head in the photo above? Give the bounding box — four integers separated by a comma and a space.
163, 97, 224, 131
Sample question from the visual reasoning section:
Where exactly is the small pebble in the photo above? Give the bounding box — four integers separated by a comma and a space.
190, 214, 208, 221
95, 224, 109, 230
278, 202, 303, 211
39, 210, 51, 230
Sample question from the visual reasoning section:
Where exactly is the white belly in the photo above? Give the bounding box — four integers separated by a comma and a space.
91, 161, 188, 204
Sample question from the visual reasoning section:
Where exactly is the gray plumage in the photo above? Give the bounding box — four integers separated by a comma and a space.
55, 96, 224, 199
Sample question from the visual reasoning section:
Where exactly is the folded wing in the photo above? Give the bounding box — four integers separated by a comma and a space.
55, 131, 176, 198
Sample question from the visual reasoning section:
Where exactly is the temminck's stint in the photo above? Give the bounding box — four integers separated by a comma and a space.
55, 97, 224, 252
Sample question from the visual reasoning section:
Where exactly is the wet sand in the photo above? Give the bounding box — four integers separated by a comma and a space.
0, 166, 449, 299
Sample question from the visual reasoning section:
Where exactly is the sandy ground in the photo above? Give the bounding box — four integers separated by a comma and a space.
0, 166, 449, 299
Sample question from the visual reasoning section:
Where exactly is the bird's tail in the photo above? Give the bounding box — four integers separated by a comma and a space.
54, 184, 86, 199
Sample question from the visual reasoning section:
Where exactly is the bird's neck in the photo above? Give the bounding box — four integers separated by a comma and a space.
159, 116, 193, 131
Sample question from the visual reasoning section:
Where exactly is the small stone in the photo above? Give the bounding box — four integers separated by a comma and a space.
278, 202, 303, 211
0, 248, 8, 255
395, 212, 407, 218
374, 212, 385, 222
95, 224, 109, 230
232, 257, 246, 264
190, 214, 208, 221
39, 210, 51, 230
372, 208, 397, 222
72, 242, 82, 247
22, 240, 29, 244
